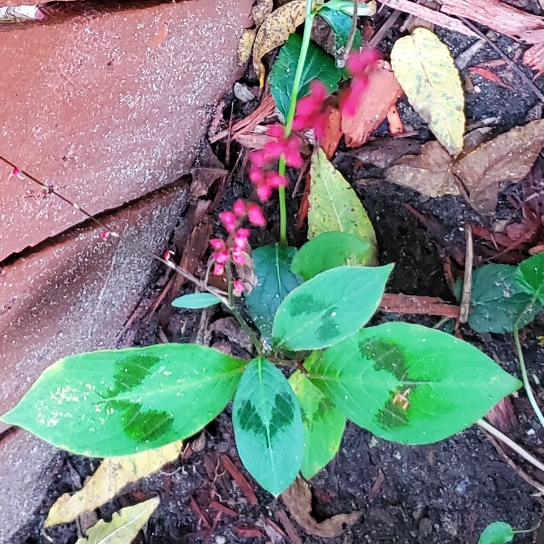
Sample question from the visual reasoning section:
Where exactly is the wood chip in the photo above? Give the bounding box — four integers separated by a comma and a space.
220, 454, 258, 505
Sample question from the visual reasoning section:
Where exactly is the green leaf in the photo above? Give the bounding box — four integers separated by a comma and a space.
477, 522, 515, 544
390, 28, 464, 156
273, 264, 393, 351
172, 293, 221, 309
289, 370, 345, 480
291, 231, 371, 280
233, 358, 304, 495
469, 264, 542, 333
1, 345, 246, 457
309, 148, 377, 265
76, 497, 159, 544
514, 253, 544, 304
318, 7, 362, 59
305, 322, 520, 444
245, 244, 303, 345
269, 33, 342, 120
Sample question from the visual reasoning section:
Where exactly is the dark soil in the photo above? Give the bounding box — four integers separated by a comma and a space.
10, 10, 544, 544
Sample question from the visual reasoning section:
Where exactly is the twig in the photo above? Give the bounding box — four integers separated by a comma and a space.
455, 16, 544, 104
460, 224, 473, 323
368, 9, 402, 49
338, 0, 359, 68
477, 419, 544, 474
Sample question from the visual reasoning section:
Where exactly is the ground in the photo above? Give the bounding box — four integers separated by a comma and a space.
8, 4, 544, 544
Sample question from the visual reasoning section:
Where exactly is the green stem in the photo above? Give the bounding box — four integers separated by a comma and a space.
513, 311, 544, 429
278, 0, 316, 246
225, 263, 263, 353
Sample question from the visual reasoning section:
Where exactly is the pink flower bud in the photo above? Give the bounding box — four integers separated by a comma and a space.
219, 211, 237, 232
101, 231, 110, 240
209, 238, 225, 250
247, 203, 266, 227
233, 280, 245, 293
232, 251, 246, 265
236, 228, 250, 238
265, 171, 288, 188
346, 49, 380, 76
163, 250, 174, 261
213, 264, 225, 276
249, 165, 265, 185
267, 124, 285, 138
263, 140, 286, 162
213, 250, 229, 265
256, 183, 273, 202
12, 167, 25, 180
233, 199, 246, 217
249, 150, 266, 168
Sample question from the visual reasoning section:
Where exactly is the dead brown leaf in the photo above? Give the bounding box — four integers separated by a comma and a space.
386, 141, 459, 198
347, 138, 421, 169
190, 167, 228, 199
321, 107, 343, 160
210, 317, 253, 351
453, 119, 544, 213
281, 476, 362, 538
524, 43, 544, 77
486, 397, 518, 434
341, 60, 404, 148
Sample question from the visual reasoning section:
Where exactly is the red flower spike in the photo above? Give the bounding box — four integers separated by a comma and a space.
256, 183, 273, 202
346, 49, 380, 76
219, 211, 237, 232
233, 199, 246, 217
213, 264, 225, 276
249, 150, 266, 168
267, 124, 285, 138
249, 165, 265, 185
248, 203, 266, 226
213, 250, 229, 265
232, 252, 246, 265
209, 238, 225, 251
233, 280, 245, 292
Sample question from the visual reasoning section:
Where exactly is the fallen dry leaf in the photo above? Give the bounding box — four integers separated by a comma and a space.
253, 0, 306, 85
190, 167, 228, 199
281, 476, 362, 537
453, 119, 544, 213
486, 396, 518, 434
75, 497, 160, 544
341, 60, 404, 147
238, 29, 257, 66
347, 138, 421, 169
252, 0, 273, 26
386, 141, 459, 198
45, 441, 182, 527
321, 106, 343, 160
469, 66, 515, 92
391, 28, 465, 156
387, 104, 403, 135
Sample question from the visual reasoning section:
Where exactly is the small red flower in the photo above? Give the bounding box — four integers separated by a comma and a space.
233, 280, 245, 293
233, 199, 246, 217
213, 264, 224, 276
219, 211, 237, 233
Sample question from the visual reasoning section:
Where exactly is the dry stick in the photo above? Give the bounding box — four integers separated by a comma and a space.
455, 16, 544, 104
338, 0, 359, 68
460, 224, 473, 323
477, 418, 544, 474
368, 9, 402, 48
0, 155, 228, 303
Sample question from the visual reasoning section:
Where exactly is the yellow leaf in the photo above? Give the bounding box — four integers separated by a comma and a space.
391, 28, 465, 156
309, 148, 377, 265
238, 29, 257, 65
45, 440, 182, 527
253, 0, 306, 86
76, 497, 160, 544
252, 0, 273, 27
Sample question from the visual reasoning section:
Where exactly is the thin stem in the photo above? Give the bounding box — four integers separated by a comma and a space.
476, 419, 544, 474
513, 320, 544, 429
277, 0, 316, 245
225, 263, 263, 353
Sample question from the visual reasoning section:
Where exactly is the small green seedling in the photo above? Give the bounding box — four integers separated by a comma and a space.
477, 520, 540, 544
